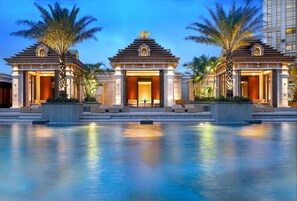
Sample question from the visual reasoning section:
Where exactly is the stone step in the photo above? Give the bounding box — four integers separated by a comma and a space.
129, 108, 165, 112
79, 118, 216, 122
0, 108, 20, 112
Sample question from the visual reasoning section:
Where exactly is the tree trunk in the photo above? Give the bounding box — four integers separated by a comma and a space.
226, 53, 234, 98
293, 79, 297, 101
58, 55, 67, 98
212, 73, 215, 97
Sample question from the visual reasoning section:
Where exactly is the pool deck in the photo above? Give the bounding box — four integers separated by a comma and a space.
0, 107, 296, 123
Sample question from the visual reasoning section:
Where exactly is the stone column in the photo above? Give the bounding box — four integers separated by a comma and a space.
215, 75, 220, 98
54, 70, 59, 98
278, 64, 289, 107
164, 67, 175, 106
114, 67, 123, 105
11, 65, 21, 108
233, 70, 239, 96
23, 71, 28, 107
259, 72, 264, 100
66, 65, 73, 98
36, 73, 40, 101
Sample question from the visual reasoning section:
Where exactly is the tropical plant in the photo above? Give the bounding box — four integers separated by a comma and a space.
11, 3, 101, 98
77, 62, 111, 102
184, 55, 220, 99
185, 0, 262, 98
183, 55, 208, 98
207, 56, 221, 97
288, 63, 297, 101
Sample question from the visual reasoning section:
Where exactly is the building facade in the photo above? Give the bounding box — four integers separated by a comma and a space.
0, 73, 12, 108
97, 32, 184, 107
216, 39, 296, 107
262, 0, 296, 57
4, 43, 84, 108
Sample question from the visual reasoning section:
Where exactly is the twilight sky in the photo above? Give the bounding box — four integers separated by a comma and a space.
0, 0, 262, 74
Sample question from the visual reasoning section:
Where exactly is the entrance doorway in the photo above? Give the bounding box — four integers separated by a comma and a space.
138, 80, 152, 107
125, 70, 162, 107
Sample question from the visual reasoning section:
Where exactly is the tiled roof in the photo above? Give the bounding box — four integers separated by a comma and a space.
232, 39, 296, 61
109, 37, 180, 62
4, 42, 84, 68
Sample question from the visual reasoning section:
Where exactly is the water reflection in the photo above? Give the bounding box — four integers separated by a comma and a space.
87, 123, 100, 169
123, 123, 163, 138
238, 124, 272, 139
197, 123, 217, 166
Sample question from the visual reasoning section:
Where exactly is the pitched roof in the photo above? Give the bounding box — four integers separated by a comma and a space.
232, 39, 296, 61
109, 37, 180, 63
4, 43, 84, 68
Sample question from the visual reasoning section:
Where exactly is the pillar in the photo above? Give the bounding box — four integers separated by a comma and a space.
114, 67, 123, 105
54, 70, 59, 98
36, 73, 40, 101
66, 65, 74, 98
11, 65, 21, 108
164, 66, 174, 106
278, 64, 289, 107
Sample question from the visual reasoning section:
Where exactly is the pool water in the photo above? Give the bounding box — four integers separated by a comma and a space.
0, 123, 296, 201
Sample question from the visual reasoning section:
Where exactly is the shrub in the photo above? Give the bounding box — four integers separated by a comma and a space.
191, 96, 251, 103
46, 97, 79, 103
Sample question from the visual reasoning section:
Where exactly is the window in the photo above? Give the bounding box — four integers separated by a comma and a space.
35, 44, 49, 57
251, 44, 264, 56
286, 27, 296, 35
138, 44, 150, 56
254, 47, 262, 56
38, 48, 45, 57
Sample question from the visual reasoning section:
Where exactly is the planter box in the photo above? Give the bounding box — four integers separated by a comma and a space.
41, 103, 83, 122
211, 102, 252, 123
82, 102, 99, 112
288, 102, 297, 107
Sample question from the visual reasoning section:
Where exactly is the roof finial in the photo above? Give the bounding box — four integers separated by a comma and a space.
139, 30, 150, 38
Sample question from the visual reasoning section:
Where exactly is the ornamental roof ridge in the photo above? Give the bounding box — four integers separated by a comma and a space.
4, 42, 85, 68
109, 37, 179, 63
231, 39, 296, 60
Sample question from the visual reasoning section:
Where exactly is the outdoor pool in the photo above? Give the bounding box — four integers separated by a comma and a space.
0, 122, 296, 201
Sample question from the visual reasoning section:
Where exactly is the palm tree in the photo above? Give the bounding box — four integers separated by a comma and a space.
288, 63, 297, 102
183, 55, 208, 99
207, 56, 221, 97
185, 0, 262, 98
78, 62, 106, 102
11, 3, 101, 97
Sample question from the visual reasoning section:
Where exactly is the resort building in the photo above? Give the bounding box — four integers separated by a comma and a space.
0, 73, 12, 108
216, 39, 296, 107
4, 33, 296, 108
262, 0, 296, 57
97, 32, 185, 107
4, 43, 84, 108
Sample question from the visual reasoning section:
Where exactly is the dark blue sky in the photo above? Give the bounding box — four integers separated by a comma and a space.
0, 0, 262, 74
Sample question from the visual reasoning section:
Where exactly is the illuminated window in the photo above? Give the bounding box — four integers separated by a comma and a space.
38, 48, 45, 57
35, 44, 49, 57
138, 44, 150, 56
251, 44, 264, 56
286, 27, 296, 35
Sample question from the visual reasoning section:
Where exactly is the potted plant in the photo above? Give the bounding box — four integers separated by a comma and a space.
76, 63, 112, 112
42, 97, 83, 122
210, 96, 253, 122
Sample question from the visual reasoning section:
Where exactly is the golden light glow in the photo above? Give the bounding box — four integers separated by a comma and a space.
126, 71, 159, 76
138, 81, 152, 104
87, 123, 99, 169
139, 30, 150, 38
123, 123, 163, 138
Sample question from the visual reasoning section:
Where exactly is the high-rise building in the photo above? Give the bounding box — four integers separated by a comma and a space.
262, 0, 296, 57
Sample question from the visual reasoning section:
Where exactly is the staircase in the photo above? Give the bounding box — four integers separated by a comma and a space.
0, 108, 41, 123
79, 111, 214, 122
253, 107, 297, 122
